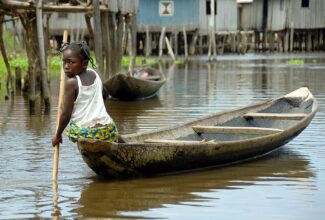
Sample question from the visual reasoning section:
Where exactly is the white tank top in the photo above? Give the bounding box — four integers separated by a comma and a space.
70, 68, 113, 128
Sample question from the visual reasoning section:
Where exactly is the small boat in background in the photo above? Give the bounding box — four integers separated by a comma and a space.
104, 67, 166, 100
78, 87, 317, 179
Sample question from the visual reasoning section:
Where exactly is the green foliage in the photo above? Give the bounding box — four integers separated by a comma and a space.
287, 59, 304, 65
121, 56, 157, 67
0, 54, 62, 77
174, 59, 183, 64
0, 54, 158, 77
0, 55, 27, 75
50, 56, 63, 72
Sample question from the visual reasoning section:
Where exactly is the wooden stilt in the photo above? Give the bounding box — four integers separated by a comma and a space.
159, 26, 166, 58
165, 36, 176, 61
182, 26, 188, 61
307, 31, 312, 51
173, 32, 178, 56
269, 32, 275, 52
145, 26, 151, 57
189, 29, 199, 55
128, 14, 137, 75
15, 66, 22, 91
284, 30, 289, 52
92, 0, 104, 74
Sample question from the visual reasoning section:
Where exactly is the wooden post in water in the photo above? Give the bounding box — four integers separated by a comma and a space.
15, 66, 22, 90
290, 22, 294, 52
92, 0, 104, 74
128, 14, 137, 75
159, 26, 166, 59
183, 26, 188, 61
165, 36, 176, 61
189, 29, 199, 55
208, 0, 216, 60
145, 26, 152, 58
36, 0, 50, 107
173, 32, 178, 57
0, 15, 14, 99
53, 30, 68, 183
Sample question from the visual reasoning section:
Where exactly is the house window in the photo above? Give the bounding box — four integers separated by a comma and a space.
301, 0, 309, 8
206, 0, 217, 15
58, 13, 68, 19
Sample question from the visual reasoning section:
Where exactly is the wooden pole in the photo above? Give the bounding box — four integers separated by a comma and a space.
128, 14, 137, 76
182, 26, 188, 61
52, 30, 68, 182
189, 29, 199, 55
159, 26, 166, 58
84, 13, 94, 49
164, 36, 176, 61
36, 0, 50, 107
208, 0, 216, 60
0, 15, 13, 99
290, 22, 294, 52
145, 25, 151, 57
92, 0, 104, 74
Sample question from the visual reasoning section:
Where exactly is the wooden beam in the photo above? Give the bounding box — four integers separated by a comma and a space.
1, 1, 111, 13
192, 126, 283, 135
244, 113, 307, 120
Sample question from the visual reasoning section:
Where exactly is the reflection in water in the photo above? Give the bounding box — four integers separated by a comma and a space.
106, 97, 163, 134
52, 181, 61, 219
0, 98, 13, 134
76, 149, 313, 218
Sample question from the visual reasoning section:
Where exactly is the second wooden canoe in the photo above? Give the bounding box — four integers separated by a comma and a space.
104, 67, 166, 100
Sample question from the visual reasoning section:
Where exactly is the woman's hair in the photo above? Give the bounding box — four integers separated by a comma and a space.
59, 41, 96, 68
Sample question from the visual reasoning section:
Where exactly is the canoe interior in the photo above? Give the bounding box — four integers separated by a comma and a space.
122, 91, 315, 143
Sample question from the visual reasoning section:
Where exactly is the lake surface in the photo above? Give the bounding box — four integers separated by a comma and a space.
0, 53, 324, 219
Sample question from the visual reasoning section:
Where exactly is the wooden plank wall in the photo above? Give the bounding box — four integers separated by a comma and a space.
137, 0, 199, 32
288, 0, 325, 29
240, 0, 263, 31
198, 0, 238, 35
267, 0, 287, 31
241, 0, 325, 31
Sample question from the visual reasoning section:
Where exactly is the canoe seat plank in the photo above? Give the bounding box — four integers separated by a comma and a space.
192, 125, 284, 135
139, 75, 161, 81
244, 112, 307, 120
144, 139, 216, 144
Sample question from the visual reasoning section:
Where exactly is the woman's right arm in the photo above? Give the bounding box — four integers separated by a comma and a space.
52, 78, 78, 146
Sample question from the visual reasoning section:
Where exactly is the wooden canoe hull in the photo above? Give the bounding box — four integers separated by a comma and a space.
104, 67, 166, 100
78, 87, 317, 178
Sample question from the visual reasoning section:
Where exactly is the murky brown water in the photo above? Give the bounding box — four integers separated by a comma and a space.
1, 53, 325, 219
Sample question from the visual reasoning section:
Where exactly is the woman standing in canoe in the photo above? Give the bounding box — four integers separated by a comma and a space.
52, 41, 118, 146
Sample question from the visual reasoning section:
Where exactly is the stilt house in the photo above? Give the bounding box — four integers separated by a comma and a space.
239, 0, 325, 51
137, 0, 238, 55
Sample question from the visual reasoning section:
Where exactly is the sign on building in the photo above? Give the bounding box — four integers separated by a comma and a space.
159, 1, 174, 16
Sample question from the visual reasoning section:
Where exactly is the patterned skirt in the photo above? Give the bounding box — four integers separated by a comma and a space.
65, 122, 118, 143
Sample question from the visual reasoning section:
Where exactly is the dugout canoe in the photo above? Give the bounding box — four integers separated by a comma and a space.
104, 67, 166, 100
78, 87, 317, 178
